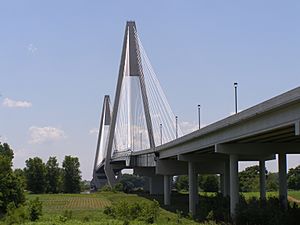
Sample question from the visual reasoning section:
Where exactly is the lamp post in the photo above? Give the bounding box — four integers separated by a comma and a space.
175, 116, 178, 139
234, 82, 238, 114
198, 104, 201, 129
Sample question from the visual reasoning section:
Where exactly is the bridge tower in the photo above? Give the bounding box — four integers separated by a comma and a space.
105, 21, 155, 186
91, 95, 111, 190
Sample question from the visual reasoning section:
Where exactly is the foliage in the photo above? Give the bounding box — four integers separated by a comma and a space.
236, 196, 300, 225
4, 202, 28, 225
24, 157, 47, 194
14, 168, 26, 189
100, 184, 113, 192
0, 142, 14, 160
175, 175, 189, 191
288, 165, 300, 190
199, 175, 219, 192
0, 142, 25, 215
80, 180, 91, 192
4, 198, 43, 224
119, 174, 145, 193
45, 157, 62, 193
197, 193, 230, 222
266, 172, 279, 191
62, 156, 82, 193
27, 197, 43, 221
239, 165, 260, 192
104, 199, 160, 224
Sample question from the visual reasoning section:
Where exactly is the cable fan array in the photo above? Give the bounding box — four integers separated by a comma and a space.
113, 27, 182, 155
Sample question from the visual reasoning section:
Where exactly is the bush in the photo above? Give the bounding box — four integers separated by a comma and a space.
4, 203, 28, 225
100, 184, 113, 192
197, 193, 230, 222
104, 199, 160, 224
236, 196, 300, 225
27, 197, 43, 221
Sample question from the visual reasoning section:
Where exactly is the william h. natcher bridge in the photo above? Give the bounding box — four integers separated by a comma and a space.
91, 21, 300, 217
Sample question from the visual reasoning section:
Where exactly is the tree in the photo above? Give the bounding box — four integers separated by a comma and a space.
175, 175, 189, 191
0, 143, 25, 214
288, 165, 300, 190
62, 156, 81, 193
266, 172, 278, 191
45, 157, 62, 193
24, 157, 47, 194
239, 165, 260, 192
14, 168, 26, 189
199, 175, 219, 192
119, 174, 145, 193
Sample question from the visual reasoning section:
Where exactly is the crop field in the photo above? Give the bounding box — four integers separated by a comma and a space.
23, 192, 203, 225
27, 194, 111, 213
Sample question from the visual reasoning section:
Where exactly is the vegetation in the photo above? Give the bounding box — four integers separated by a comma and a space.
45, 157, 62, 194
288, 165, 300, 190
18, 192, 205, 225
236, 196, 300, 225
0, 142, 25, 215
62, 156, 82, 193
25, 157, 47, 194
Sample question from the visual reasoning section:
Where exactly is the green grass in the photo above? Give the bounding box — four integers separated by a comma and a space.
21, 192, 210, 225
288, 191, 300, 201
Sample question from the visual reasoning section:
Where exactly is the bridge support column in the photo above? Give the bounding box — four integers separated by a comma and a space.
259, 160, 266, 199
230, 154, 239, 217
149, 175, 164, 195
188, 161, 198, 216
143, 177, 150, 192
220, 174, 225, 195
224, 160, 230, 197
164, 175, 171, 205
278, 153, 288, 208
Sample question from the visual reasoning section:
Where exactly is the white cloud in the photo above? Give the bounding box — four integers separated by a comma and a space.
180, 121, 198, 135
89, 128, 99, 135
29, 126, 66, 144
27, 43, 37, 53
3, 98, 32, 108
0, 135, 8, 143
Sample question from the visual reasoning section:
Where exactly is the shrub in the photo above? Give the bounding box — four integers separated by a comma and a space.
27, 197, 43, 221
113, 183, 124, 192
100, 184, 112, 192
197, 193, 230, 222
104, 199, 160, 224
236, 196, 300, 225
4, 203, 28, 225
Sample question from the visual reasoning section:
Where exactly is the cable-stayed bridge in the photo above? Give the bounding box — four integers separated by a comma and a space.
91, 21, 300, 217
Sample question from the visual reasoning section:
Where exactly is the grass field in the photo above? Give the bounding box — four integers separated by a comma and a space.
3, 191, 300, 224
21, 192, 209, 225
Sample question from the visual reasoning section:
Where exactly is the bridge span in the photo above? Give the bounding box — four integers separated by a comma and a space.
91, 21, 300, 217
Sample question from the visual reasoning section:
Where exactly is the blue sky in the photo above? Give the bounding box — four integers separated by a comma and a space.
1, 1, 300, 179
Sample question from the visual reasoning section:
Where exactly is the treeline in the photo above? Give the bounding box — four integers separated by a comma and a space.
175, 165, 300, 193
17, 155, 82, 194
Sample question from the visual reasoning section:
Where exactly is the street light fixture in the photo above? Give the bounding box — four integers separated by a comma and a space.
198, 104, 201, 129
234, 82, 238, 114
175, 116, 178, 139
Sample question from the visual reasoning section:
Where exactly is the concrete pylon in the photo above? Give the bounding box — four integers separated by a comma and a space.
259, 160, 266, 199
105, 21, 155, 187
229, 154, 239, 217
278, 153, 288, 208
91, 95, 111, 190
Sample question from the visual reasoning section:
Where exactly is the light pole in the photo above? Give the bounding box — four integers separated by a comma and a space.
234, 82, 238, 114
198, 104, 201, 129
160, 123, 163, 145
175, 116, 178, 139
